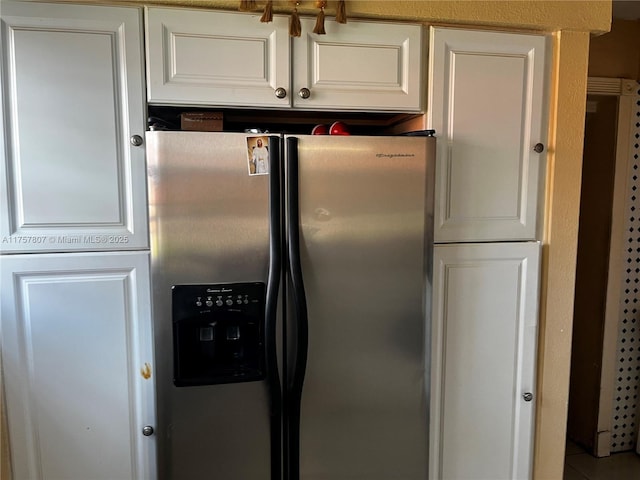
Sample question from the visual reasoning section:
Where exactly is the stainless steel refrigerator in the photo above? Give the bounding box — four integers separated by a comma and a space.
146, 131, 435, 480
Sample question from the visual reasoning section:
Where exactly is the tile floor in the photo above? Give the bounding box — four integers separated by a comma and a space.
564, 441, 640, 480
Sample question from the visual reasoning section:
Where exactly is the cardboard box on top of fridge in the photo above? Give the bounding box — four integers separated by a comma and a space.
180, 112, 223, 131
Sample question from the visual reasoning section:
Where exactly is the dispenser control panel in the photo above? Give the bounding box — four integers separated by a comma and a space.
172, 282, 266, 387
174, 284, 263, 312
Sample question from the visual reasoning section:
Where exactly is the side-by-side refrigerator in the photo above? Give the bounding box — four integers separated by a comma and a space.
146, 131, 435, 480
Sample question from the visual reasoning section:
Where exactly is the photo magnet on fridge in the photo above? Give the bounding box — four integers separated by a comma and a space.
247, 136, 269, 175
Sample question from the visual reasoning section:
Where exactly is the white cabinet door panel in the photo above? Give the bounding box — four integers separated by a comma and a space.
0, 2, 148, 252
1, 252, 156, 480
430, 242, 540, 480
145, 7, 290, 107
295, 18, 423, 111
428, 27, 548, 242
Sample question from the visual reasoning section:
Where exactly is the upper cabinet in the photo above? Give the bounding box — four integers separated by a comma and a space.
145, 7, 424, 112
0, 1, 148, 253
145, 8, 291, 109
294, 17, 423, 111
428, 27, 549, 243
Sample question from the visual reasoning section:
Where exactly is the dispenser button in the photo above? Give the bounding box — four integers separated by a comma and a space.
216, 299, 223, 307
225, 299, 234, 306
199, 327, 214, 341
205, 300, 213, 307
226, 325, 241, 340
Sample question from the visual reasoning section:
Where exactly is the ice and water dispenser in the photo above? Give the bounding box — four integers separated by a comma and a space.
172, 282, 266, 386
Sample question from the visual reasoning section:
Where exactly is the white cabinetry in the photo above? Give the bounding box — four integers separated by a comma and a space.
294, 17, 423, 111
145, 8, 290, 109
428, 27, 548, 242
0, 252, 156, 480
0, 1, 148, 252
428, 27, 549, 479
0, 4, 156, 479
145, 7, 423, 111
430, 242, 541, 480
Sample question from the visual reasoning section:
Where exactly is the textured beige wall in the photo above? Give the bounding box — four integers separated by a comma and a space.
535, 29, 591, 480
117, 0, 611, 32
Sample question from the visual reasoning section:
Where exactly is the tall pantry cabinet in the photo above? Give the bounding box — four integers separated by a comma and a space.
428, 27, 548, 479
0, 3, 156, 479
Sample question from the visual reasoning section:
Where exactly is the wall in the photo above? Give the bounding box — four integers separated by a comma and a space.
589, 19, 640, 80
537, 29, 592, 478
0, 1, 612, 479
143, 0, 610, 32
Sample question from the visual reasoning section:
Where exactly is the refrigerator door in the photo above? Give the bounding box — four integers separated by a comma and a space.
289, 135, 434, 479
146, 131, 275, 480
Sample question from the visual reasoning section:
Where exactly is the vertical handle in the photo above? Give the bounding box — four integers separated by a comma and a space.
266, 135, 283, 480
285, 136, 308, 480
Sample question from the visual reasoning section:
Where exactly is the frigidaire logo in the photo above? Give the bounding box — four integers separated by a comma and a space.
207, 288, 233, 293
376, 153, 416, 158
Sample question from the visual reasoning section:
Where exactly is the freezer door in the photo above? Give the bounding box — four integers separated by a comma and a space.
290, 135, 434, 479
147, 132, 276, 480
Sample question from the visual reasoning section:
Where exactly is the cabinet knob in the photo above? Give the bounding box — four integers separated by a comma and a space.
533, 143, 544, 153
274, 87, 287, 99
142, 425, 154, 436
130, 135, 144, 147
522, 392, 533, 402
298, 87, 311, 99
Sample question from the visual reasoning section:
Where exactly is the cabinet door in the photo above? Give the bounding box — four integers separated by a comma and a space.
295, 18, 423, 111
0, 252, 156, 480
428, 27, 548, 242
430, 242, 540, 480
145, 7, 290, 108
0, 2, 148, 253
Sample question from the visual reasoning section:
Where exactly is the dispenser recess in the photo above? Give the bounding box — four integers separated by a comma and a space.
172, 282, 266, 386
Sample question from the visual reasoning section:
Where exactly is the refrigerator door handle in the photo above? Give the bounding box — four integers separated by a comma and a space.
286, 136, 309, 480
266, 135, 283, 480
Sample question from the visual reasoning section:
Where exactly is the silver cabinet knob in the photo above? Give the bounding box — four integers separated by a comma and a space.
522, 392, 533, 402
130, 135, 144, 147
533, 143, 544, 153
298, 87, 311, 99
142, 425, 154, 436
275, 87, 287, 99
